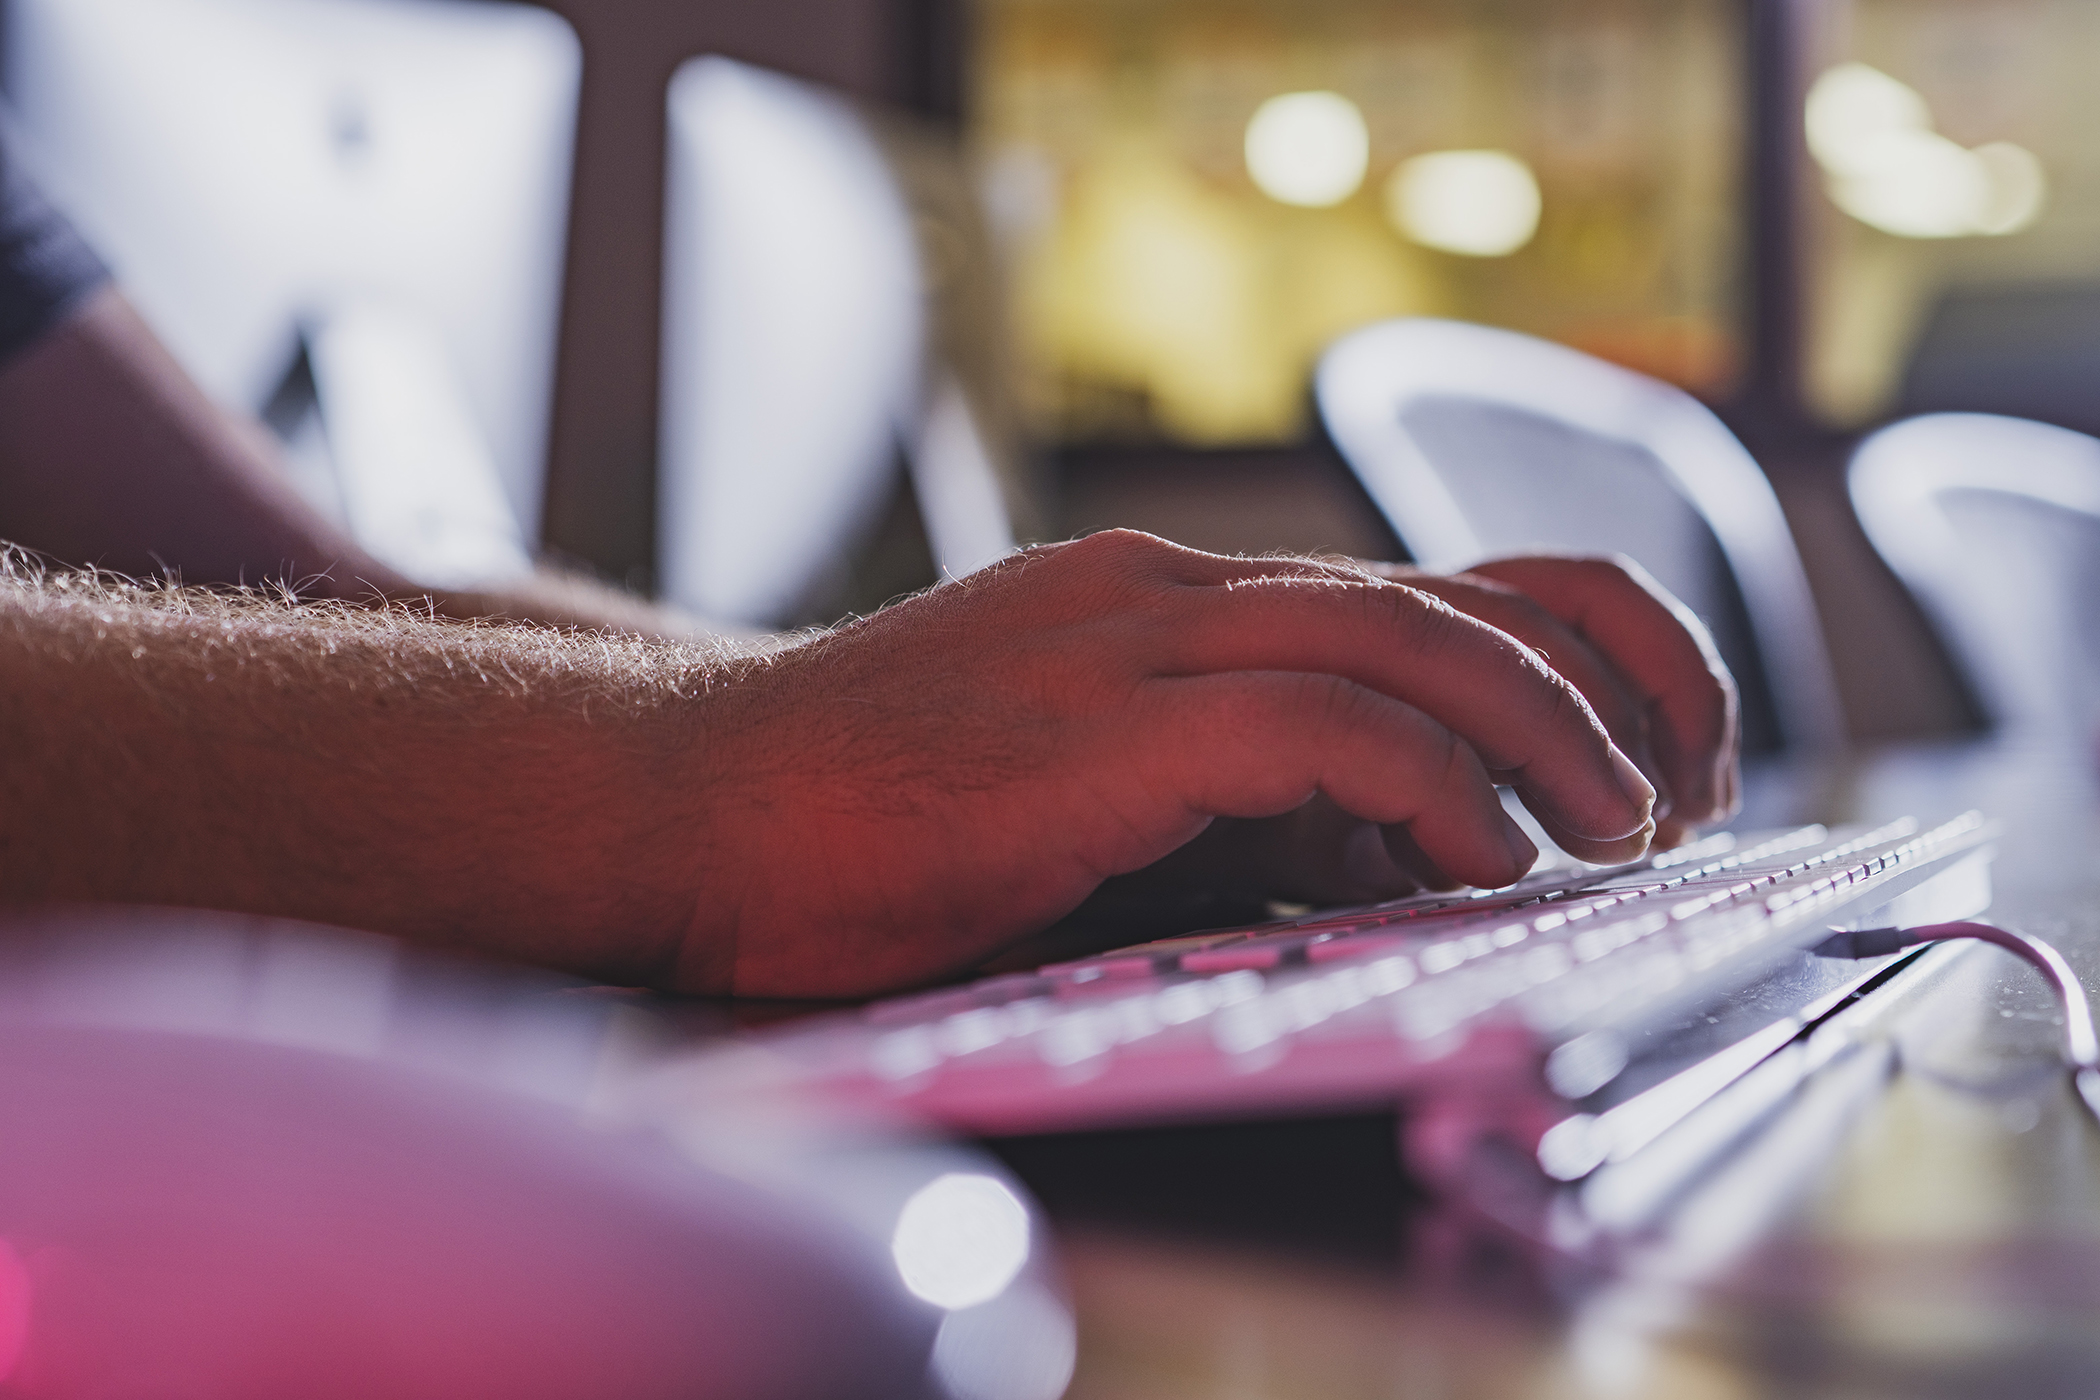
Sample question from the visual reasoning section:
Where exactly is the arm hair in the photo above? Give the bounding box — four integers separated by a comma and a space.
0, 545, 795, 984
0, 545, 775, 713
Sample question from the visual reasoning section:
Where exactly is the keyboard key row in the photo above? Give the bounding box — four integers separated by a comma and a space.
852, 815, 1984, 1100
1025, 821, 1918, 989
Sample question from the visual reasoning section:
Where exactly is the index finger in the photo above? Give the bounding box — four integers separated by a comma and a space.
1459, 555, 1740, 825
1140, 565, 1658, 858
1384, 569, 1662, 797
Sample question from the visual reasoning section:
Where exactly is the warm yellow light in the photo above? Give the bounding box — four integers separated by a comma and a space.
1972, 141, 2047, 235
1385, 149, 1540, 257
1825, 128, 1989, 239
1243, 92, 1368, 208
1806, 62, 2047, 239
1805, 62, 1931, 176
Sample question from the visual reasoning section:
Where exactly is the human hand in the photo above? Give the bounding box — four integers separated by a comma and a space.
1373, 553, 1741, 849
675, 531, 1658, 997
1066, 552, 1740, 917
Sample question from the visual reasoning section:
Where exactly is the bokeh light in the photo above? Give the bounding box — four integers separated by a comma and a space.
1972, 141, 2047, 236
1243, 91, 1369, 208
976, 0, 1747, 440
1806, 62, 2046, 239
1805, 61, 1930, 175
930, 1280, 1077, 1400
890, 1172, 1031, 1310
1386, 149, 1542, 257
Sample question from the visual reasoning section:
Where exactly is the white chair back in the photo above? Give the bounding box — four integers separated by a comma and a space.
1850, 412, 2100, 740
1317, 318, 1844, 754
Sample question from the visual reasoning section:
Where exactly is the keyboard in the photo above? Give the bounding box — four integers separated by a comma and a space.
745, 812, 1994, 1179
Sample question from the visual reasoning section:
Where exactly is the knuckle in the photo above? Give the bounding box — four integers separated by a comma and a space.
1436, 729, 1476, 788
1561, 552, 1659, 601
1066, 528, 1176, 572
1296, 671, 1354, 725
1384, 583, 1463, 654
1539, 667, 1600, 737
1050, 528, 1181, 607
1290, 672, 1462, 782
1291, 672, 1376, 740
1072, 526, 1158, 554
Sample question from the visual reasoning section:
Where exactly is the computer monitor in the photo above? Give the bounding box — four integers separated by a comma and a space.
658, 57, 927, 627
658, 57, 1019, 629
1, 0, 579, 587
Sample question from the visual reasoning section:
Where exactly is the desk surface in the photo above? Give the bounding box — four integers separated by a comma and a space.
1019, 739, 2100, 1400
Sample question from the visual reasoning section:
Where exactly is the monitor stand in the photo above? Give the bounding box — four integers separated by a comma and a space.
261, 303, 533, 590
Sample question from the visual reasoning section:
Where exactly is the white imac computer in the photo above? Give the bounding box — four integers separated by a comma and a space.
658, 57, 1018, 629
1, 0, 580, 589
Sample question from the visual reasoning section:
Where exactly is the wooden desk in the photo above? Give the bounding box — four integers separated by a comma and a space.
1009, 739, 2100, 1400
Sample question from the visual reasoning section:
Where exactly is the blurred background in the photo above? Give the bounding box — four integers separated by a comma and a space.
8, 0, 2096, 743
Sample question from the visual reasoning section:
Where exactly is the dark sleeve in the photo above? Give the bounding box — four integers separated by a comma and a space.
0, 126, 110, 365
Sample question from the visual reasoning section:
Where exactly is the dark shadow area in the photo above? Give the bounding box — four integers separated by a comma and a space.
1901, 283, 2100, 442
779, 453, 943, 628
1056, 443, 1403, 563
982, 1111, 1428, 1267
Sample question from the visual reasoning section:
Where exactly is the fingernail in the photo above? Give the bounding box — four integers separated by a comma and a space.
1644, 763, 1674, 822
1502, 812, 1538, 881
1611, 747, 1656, 821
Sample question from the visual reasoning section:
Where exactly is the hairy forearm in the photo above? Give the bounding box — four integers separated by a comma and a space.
0, 532, 1716, 1001
430, 566, 766, 644
0, 553, 772, 983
